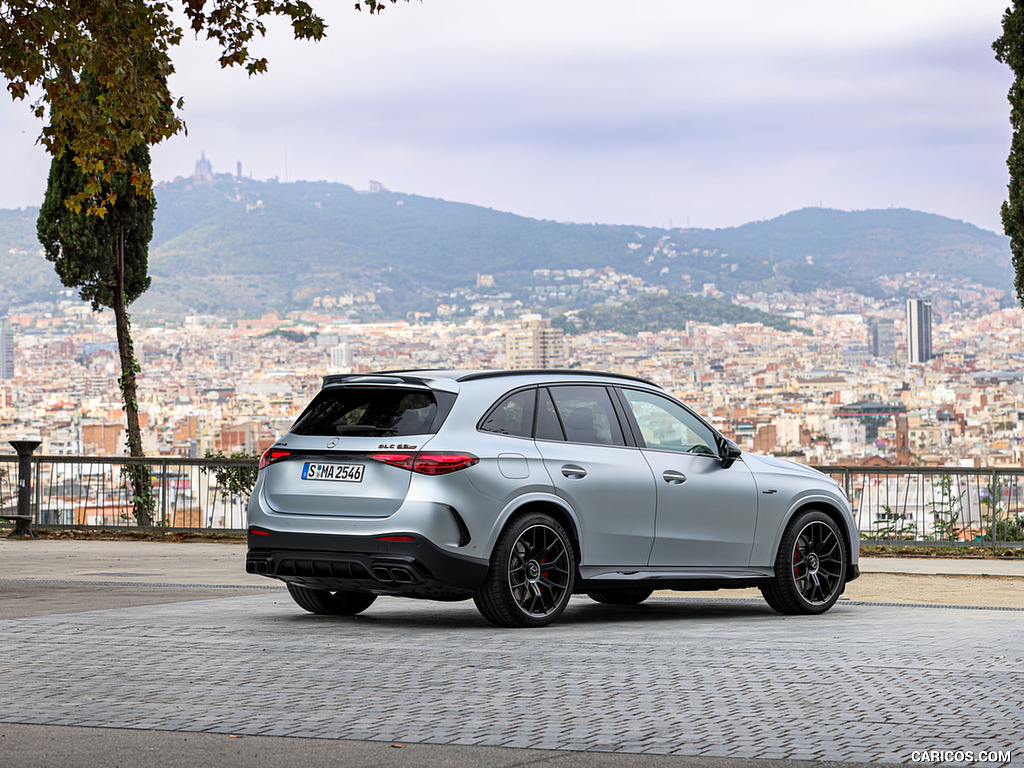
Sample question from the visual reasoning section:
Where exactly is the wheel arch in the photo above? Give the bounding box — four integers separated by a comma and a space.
487, 495, 583, 567
775, 500, 857, 582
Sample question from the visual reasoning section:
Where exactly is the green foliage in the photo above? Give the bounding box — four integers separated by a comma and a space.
38, 143, 154, 310
0, 1, 405, 213
38, 142, 155, 525
928, 474, 966, 541
1, 0, 183, 212
986, 515, 1024, 542
203, 451, 259, 499
117, 463, 156, 526
141, 181, 1013, 316
994, 3, 1024, 305
863, 504, 917, 540
978, 476, 1024, 542
553, 293, 803, 335
706, 207, 1013, 290
261, 328, 310, 343
1, 180, 1015, 317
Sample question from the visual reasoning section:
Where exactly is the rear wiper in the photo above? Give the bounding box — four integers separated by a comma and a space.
333, 425, 398, 435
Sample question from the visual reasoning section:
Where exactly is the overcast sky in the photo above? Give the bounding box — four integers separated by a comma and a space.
0, 0, 1015, 233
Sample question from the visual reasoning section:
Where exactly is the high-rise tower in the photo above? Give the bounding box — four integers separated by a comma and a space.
0, 320, 14, 379
905, 299, 932, 364
868, 317, 895, 359
505, 315, 566, 369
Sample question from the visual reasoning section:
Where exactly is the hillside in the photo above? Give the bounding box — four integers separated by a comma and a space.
0, 177, 1013, 319
553, 294, 808, 335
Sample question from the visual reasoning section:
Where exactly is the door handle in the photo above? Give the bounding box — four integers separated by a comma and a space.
561, 464, 587, 479
662, 470, 687, 485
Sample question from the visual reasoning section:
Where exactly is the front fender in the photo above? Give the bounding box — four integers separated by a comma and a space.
751, 485, 858, 569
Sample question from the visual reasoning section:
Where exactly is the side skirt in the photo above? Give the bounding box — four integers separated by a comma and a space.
577, 565, 774, 593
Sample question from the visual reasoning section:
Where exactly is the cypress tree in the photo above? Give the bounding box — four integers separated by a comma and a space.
37, 143, 156, 525
994, 2, 1024, 305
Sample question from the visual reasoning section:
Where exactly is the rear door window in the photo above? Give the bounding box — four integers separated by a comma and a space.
545, 386, 625, 446
290, 388, 441, 437
534, 388, 565, 442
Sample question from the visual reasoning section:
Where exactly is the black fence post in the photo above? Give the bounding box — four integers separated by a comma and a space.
8, 440, 41, 539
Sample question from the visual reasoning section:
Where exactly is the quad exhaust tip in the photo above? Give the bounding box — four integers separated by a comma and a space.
372, 566, 417, 584
247, 560, 271, 576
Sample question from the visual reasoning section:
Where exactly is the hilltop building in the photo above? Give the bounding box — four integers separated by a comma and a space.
193, 152, 213, 184
906, 299, 932, 364
506, 314, 566, 369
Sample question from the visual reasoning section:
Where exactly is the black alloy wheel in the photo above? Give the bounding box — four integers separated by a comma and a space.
286, 583, 377, 616
761, 509, 847, 615
474, 513, 576, 628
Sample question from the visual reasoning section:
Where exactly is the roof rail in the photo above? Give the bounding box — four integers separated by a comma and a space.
455, 369, 659, 387
322, 369, 660, 389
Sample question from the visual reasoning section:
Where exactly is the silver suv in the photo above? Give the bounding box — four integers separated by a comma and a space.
247, 369, 859, 627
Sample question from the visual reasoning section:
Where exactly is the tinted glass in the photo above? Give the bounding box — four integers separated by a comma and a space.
291, 387, 438, 437
534, 388, 565, 442
480, 389, 536, 438
548, 386, 625, 446
621, 388, 717, 455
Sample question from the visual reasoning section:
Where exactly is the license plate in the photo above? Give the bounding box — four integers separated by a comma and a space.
301, 462, 365, 483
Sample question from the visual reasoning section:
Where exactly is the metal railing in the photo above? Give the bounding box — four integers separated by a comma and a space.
823, 466, 1024, 550
0, 454, 257, 532
1, 455, 1023, 548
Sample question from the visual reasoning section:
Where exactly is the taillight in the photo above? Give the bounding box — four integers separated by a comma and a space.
369, 452, 416, 471
259, 448, 292, 470
369, 452, 478, 475
413, 453, 479, 475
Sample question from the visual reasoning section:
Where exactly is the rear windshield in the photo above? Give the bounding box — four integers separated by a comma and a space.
290, 387, 442, 437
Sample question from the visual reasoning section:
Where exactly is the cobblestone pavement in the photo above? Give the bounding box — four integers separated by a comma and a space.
0, 590, 1020, 766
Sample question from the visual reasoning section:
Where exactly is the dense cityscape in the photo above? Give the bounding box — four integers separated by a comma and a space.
1, 280, 1021, 470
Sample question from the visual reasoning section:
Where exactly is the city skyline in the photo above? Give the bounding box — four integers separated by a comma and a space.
1, 278, 1019, 469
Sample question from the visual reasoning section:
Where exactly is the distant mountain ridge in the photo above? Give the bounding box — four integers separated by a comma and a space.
0, 177, 1013, 318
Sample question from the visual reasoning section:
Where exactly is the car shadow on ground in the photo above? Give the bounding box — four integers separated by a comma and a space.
265, 594, 826, 631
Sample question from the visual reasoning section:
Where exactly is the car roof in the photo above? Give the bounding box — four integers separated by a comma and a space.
321, 369, 661, 391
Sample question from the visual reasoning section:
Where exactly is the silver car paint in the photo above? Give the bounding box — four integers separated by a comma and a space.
742, 452, 858, 568
249, 370, 858, 578
535, 438, 657, 566
641, 450, 759, 567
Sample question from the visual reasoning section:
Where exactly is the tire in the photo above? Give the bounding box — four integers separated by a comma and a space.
474, 513, 576, 628
760, 509, 847, 615
286, 583, 377, 616
587, 588, 654, 605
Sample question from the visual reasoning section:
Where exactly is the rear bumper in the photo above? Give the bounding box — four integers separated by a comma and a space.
246, 528, 489, 601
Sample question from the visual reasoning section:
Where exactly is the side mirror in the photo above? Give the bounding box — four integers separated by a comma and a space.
719, 439, 742, 469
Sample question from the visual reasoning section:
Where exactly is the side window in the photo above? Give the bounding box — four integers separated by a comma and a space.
479, 389, 535, 438
534, 388, 565, 442
621, 389, 718, 456
547, 386, 625, 446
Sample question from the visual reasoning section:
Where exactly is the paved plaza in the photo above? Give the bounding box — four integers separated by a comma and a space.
0, 541, 1021, 767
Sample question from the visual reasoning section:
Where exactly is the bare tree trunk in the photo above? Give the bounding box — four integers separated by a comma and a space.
113, 229, 153, 526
